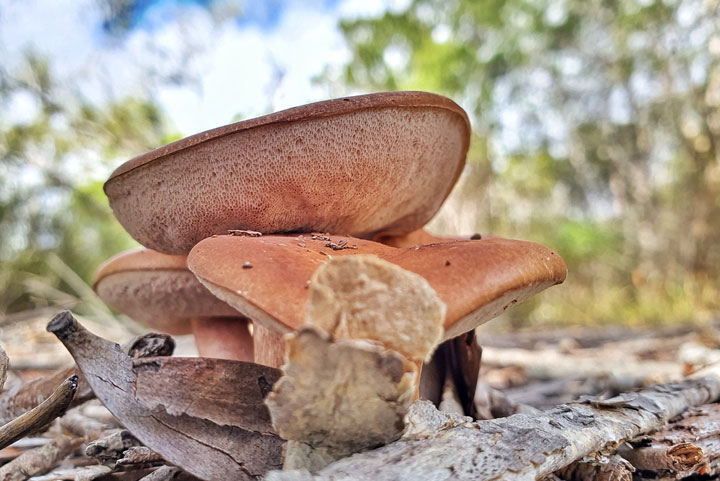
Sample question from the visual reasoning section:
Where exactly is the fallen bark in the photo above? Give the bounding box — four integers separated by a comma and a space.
267, 369, 720, 480
0, 333, 174, 426
619, 403, 720, 478
0, 435, 76, 481
419, 333, 482, 418
0, 376, 77, 450
554, 454, 634, 481
620, 442, 701, 475
443, 332, 481, 417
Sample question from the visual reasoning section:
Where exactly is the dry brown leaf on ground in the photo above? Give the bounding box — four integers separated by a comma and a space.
47, 310, 284, 481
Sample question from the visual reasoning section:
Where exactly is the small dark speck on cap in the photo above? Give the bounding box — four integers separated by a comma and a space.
242, 262, 253, 269
445, 260, 451, 266
470, 233, 482, 240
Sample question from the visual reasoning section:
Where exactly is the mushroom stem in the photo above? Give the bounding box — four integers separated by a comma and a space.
253, 324, 285, 368
190, 317, 254, 362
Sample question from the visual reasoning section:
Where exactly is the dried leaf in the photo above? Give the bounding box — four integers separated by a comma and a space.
267, 328, 417, 461
0, 332, 174, 426
47, 311, 283, 481
132, 357, 276, 433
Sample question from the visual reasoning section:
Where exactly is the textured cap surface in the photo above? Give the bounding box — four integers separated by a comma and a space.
187, 234, 567, 340
94, 249, 240, 334
105, 91, 470, 254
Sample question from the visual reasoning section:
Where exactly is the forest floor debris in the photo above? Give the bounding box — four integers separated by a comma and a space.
0, 313, 719, 480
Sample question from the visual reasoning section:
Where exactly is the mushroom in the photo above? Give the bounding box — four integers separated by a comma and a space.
186, 233, 567, 368
93, 248, 254, 362
104, 91, 470, 255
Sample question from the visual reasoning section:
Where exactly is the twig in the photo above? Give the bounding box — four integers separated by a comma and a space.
0, 376, 77, 450
619, 442, 702, 474
0, 435, 75, 481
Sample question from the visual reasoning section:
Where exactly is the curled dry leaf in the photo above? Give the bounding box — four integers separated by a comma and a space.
47, 311, 283, 481
266, 328, 417, 462
306, 255, 445, 362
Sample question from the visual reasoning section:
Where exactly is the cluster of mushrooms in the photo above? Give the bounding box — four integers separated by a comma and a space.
92, 91, 567, 468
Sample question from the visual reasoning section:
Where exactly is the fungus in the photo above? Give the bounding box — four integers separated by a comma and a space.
93, 248, 253, 362
104, 92, 470, 254
186, 233, 567, 368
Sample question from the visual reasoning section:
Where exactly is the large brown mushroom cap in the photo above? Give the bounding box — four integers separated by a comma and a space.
94, 248, 239, 334
187, 234, 567, 341
105, 92, 470, 254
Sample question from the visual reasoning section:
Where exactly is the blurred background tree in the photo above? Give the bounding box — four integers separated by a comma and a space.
324, 0, 720, 326
0, 0, 717, 327
0, 51, 176, 317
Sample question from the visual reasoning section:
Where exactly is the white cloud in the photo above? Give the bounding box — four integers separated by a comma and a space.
0, 0, 397, 137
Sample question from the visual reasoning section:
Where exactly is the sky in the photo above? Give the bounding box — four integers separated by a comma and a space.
0, 0, 410, 136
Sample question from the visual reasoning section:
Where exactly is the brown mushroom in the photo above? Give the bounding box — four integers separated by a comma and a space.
373, 228, 462, 247
104, 92, 470, 255
93, 248, 254, 362
186, 233, 567, 367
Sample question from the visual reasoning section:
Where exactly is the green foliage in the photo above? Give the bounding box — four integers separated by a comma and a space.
0, 53, 173, 315
334, 0, 720, 325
